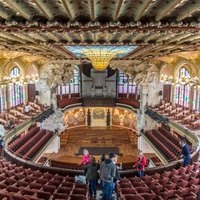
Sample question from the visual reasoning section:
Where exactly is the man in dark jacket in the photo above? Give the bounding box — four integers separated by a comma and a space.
180, 139, 191, 167
100, 153, 117, 200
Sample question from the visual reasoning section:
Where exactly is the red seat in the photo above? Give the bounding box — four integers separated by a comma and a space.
43, 184, 56, 194
121, 194, 144, 200
134, 186, 149, 193
69, 194, 86, 200
57, 186, 72, 195
53, 192, 69, 199
72, 188, 87, 195
37, 191, 51, 200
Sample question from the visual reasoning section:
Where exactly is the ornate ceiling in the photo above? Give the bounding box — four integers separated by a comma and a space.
0, 0, 200, 70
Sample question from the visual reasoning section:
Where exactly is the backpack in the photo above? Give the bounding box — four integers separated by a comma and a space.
100, 162, 114, 181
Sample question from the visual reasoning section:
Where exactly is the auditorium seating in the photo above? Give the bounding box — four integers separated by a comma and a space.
0, 158, 88, 200
8, 127, 54, 160
117, 98, 140, 109
118, 163, 200, 200
0, 156, 199, 200
57, 98, 81, 108
145, 129, 182, 161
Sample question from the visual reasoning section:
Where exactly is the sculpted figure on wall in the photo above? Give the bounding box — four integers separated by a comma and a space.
39, 62, 75, 110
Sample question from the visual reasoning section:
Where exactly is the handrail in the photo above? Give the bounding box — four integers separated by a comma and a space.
2, 103, 200, 178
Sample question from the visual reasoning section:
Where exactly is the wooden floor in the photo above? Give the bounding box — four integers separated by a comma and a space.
44, 126, 156, 164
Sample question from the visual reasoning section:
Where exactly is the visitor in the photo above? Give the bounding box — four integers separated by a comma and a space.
111, 152, 121, 199
5, 119, 15, 130
86, 156, 99, 198
0, 122, 5, 137
81, 149, 91, 176
25, 102, 31, 115
134, 150, 146, 177
98, 153, 107, 196
180, 139, 191, 167
100, 152, 117, 200
0, 135, 3, 155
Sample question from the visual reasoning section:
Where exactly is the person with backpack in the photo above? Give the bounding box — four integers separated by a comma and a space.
134, 150, 146, 177
86, 156, 99, 198
99, 152, 117, 200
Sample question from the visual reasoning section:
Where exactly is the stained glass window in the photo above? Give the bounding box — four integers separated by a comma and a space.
174, 67, 190, 107
9, 67, 24, 107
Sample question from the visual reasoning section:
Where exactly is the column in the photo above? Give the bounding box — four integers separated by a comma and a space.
127, 81, 129, 98
106, 109, 110, 126
6, 84, 10, 109
87, 109, 91, 126
68, 83, 71, 98
171, 85, 175, 106
135, 85, 138, 100
189, 86, 194, 110
195, 89, 199, 111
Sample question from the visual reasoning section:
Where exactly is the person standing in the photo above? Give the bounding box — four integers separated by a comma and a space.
180, 139, 191, 167
0, 122, 5, 137
0, 135, 3, 155
134, 150, 146, 177
25, 102, 31, 115
86, 156, 99, 198
99, 153, 117, 200
81, 149, 91, 176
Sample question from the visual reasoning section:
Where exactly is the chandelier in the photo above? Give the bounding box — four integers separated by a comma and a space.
1, 74, 39, 87
65, 46, 137, 71
160, 74, 199, 86
82, 47, 128, 70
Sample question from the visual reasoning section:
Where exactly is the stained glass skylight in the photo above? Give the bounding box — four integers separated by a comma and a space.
65, 46, 137, 70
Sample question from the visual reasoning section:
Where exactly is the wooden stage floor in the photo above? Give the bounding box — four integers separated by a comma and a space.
44, 126, 156, 164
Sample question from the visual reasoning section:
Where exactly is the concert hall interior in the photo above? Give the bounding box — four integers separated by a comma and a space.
0, 0, 200, 200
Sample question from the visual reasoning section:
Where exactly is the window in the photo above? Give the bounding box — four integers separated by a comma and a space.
174, 67, 190, 107
9, 67, 24, 107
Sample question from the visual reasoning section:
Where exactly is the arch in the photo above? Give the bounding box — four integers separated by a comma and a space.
174, 59, 196, 77
4, 58, 25, 78
26, 62, 39, 76
160, 63, 173, 77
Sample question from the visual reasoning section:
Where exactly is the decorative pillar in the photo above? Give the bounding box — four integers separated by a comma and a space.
6, 84, 10, 109
189, 86, 194, 110
68, 83, 71, 98
195, 89, 199, 111
24, 84, 28, 104
171, 85, 175, 105
135, 85, 138, 100
87, 109, 91, 126
106, 109, 110, 126
127, 81, 129, 98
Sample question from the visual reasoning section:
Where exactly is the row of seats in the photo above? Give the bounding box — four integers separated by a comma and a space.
145, 130, 180, 161
0, 155, 199, 200
8, 127, 53, 160
57, 98, 80, 108
0, 102, 43, 129
117, 98, 140, 109
8, 127, 40, 152
0, 158, 88, 200
151, 102, 200, 130
117, 163, 200, 200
